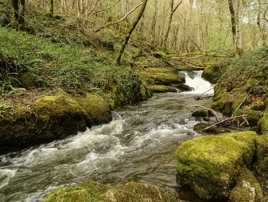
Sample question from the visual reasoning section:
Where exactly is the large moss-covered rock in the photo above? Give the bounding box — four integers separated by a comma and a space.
138, 67, 185, 88
0, 90, 112, 154
176, 131, 257, 200
43, 181, 179, 202
230, 167, 263, 202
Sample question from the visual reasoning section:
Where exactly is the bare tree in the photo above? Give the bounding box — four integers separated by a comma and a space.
95, 1, 144, 32
116, 0, 149, 65
163, 0, 183, 48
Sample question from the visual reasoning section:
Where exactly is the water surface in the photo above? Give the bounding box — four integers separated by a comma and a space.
0, 71, 213, 202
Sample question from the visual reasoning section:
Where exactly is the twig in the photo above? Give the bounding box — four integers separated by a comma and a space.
201, 115, 247, 132
232, 95, 248, 116
192, 105, 221, 122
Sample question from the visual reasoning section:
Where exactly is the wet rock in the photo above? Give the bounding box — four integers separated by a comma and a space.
192, 110, 208, 118
230, 168, 263, 202
176, 131, 257, 200
176, 84, 193, 92
148, 85, 177, 93
139, 67, 185, 86
43, 181, 180, 202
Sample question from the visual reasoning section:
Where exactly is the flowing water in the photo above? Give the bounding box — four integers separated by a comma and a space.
0, 71, 213, 202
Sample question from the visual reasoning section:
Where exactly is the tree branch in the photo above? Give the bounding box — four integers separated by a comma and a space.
172, 0, 183, 13
94, 1, 144, 32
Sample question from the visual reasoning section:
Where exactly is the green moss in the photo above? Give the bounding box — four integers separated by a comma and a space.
236, 108, 263, 126
230, 168, 263, 202
33, 91, 84, 121
202, 62, 228, 84
43, 182, 179, 202
75, 93, 111, 124
43, 182, 108, 202
255, 135, 268, 177
176, 131, 257, 200
139, 67, 184, 86
212, 48, 268, 121
258, 111, 268, 134
147, 85, 177, 93
105, 182, 178, 202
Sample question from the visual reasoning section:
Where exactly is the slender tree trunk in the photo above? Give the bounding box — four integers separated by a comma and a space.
227, 0, 242, 56
163, 0, 182, 49
257, 0, 267, 46
116, 0, 149, 65
228, 0, 236, 46
50, 0, 54, 16
151, 0, 158, 45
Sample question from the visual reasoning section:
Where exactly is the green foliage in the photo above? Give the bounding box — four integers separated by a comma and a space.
0, 27, 132, 95
213, 48, 268, 118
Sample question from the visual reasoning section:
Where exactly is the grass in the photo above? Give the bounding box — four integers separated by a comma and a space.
0, 26, 133, 95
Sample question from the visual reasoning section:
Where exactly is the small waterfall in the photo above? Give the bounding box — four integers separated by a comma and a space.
182, 71, 214, 96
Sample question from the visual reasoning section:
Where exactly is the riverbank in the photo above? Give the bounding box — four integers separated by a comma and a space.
0, 24, 189, 154
174, 48, 268, 202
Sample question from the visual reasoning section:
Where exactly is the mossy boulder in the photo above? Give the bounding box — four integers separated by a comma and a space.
139, 67, 185, 86
43, 181, 179, 202
176, 131, 257, 200
0, 90, 112, 154
230, 168, 263, 202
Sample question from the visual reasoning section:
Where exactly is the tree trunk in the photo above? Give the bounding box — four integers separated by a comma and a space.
163, 0, 182, 49
50, 0, 54, 16
150, 0, 158, 45
257, 0, 267, 46
116, 0, 149, 65
227, 0, 242, 56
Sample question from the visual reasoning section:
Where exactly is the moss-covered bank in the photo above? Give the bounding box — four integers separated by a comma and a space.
0, 26, 185, 153
208, 48, 268, 129
176, 131, 268, 201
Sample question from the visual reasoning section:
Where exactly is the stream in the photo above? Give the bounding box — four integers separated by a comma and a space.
0, 71, 213, 202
